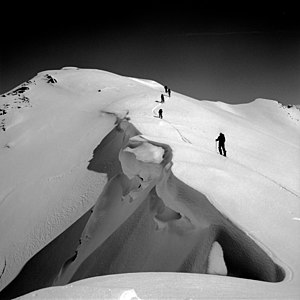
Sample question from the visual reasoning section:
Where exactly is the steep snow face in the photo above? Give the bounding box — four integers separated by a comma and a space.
52, 131, 167, 286
0, 68, 299, 299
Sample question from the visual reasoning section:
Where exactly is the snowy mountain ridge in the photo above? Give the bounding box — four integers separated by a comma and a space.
0, 68, 299, 299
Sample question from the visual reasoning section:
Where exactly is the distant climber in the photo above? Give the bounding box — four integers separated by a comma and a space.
168, 88, 171, 97
158, 108, 163, 119
161, 94, 165, 103
215, 133, 226, 157
164, 85, 168, 93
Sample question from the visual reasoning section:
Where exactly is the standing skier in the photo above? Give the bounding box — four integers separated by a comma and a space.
167, 88, 171, 97
161, 94, 165, 103
215, 133, 226, 157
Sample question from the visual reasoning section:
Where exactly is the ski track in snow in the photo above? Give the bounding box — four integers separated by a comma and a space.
164, 119, 192, 144
0, 187, 16, 207
153, 95, 298, 199
0, 259, 6, 280
233, 158, 300, 199
152, 100, 192, 144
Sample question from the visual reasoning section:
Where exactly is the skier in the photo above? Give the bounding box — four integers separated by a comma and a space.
158, 108, 163, 119
161, 94, 165, 103
215, 133, 226, 157
167, 88, 171, 97
164, 85, 168, 93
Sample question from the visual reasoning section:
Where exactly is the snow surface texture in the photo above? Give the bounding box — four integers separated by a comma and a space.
0, 68, 299, 299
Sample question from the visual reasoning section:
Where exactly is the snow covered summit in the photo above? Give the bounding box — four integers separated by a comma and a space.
0, 68, 299, 299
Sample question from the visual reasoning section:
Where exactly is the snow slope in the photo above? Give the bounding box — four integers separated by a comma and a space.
0, 68, 299, 299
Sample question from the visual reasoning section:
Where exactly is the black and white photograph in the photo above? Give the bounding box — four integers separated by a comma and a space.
0, 2, 299, 299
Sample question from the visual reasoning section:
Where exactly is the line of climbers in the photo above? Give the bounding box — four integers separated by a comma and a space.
156, 85, 227, 157
158, 85, 172, 119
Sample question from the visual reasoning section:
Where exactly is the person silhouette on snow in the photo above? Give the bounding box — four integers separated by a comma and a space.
216, 133, 226, 157
161, 94, 165, 103
164, 85, 168, 93
158, 108, 163, 119
167, 88, 171, 97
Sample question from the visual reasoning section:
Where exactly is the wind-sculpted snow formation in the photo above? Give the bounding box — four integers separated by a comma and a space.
0, 68, 299, 299
50, 119, 283, 287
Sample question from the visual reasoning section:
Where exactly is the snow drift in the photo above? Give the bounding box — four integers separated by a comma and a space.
0, 68, 299, 299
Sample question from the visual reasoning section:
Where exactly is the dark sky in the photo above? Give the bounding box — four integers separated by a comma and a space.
1, 2, 299, 105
